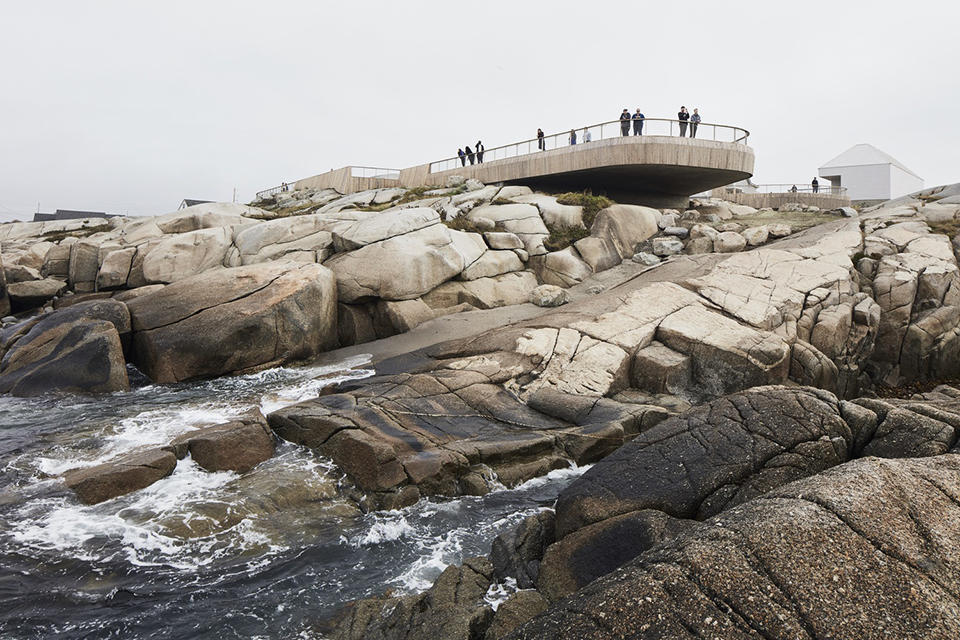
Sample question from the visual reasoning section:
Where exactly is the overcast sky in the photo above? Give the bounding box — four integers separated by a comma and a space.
1, 0, 957, 223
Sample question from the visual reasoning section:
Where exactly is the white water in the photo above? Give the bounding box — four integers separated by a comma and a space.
0, 354, 589, 639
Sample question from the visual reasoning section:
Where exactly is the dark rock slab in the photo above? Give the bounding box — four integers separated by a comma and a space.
553, 386, 853, 540
331, 556, 495, 640
508, 455, 960, 639
269, 370, 662, 510
64, 448, 177, 504
0, 299, 132, 397
491, 511, 555, 590
168, 411, 275, 473
536, 509, 697, 604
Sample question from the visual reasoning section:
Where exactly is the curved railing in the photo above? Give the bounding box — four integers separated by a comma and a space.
255, 183, 293, 199
752, 183, 847, 195
430, 117, 750, 173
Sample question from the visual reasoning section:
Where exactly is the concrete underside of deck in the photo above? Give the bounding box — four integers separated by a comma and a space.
398, 136, 755, 209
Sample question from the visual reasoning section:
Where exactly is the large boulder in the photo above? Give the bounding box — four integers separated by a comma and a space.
126, 262, 337, 383
140, 227, 234, 284
232, 213, 335, 266
0, 300, 131, 396
168, 412, 275, 473
331, 207, 440, 252
589, 205, 660, 258
64, 448, 177, 505
552, 386, 849, 539
468, 203, 549, 256
6, 278, 67, 310
510, 455, 960, 639
324, 224, 469, 302
422, 271, 539, 310
530, 248, 592, 288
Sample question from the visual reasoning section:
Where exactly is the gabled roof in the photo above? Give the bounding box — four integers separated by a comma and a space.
819, 144, 922, 179
180, 199, 213, 208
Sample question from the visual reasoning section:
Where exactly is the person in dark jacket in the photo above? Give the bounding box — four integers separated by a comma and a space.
537, 128, 545, 150
458, 148, 466, 166
465, 145, 475, 165
620, 109, 631, 136
812, 177, 819, 193
569, 129, 577, 145
476, 141, 484, 163
632, 108, 645, 135
678, 106, 690, 137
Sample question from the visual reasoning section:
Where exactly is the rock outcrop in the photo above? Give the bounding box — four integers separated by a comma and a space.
332, 383, 960, 639
126, 262, 337, 382
0, 300, 131, 396
63, 410, 275, 504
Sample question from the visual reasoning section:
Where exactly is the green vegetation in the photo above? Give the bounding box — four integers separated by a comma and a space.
555, 191, 613, 228
443, 215, 486, 234
926, 218, 960, 240
723, 208, 841, 234
543, 223, 591, 252
41, 223, 113, 243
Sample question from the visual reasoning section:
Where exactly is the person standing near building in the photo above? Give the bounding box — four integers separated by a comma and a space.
632, 108, 645, 135
465, 145, 475, 165
537, 128, 545, 150
690, 108, 701, 138
678, 106, 690, 137
476, 141, 484, 163
458, 148, 466, 166
569, 129, 577, 145
812, 177, 819, 193
620, 109, 631, 136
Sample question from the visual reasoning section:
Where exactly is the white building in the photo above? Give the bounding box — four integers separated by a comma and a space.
818, 144, 923, 203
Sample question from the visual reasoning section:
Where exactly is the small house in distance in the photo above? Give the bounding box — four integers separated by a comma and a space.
179, 199, 213, 210
818, 144, 923, 206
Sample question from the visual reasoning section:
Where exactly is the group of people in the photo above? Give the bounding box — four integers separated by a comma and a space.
458, 106, 709, 163
457, 141, 485, 166
619, 108, 646, 136
789, 178, 821, 193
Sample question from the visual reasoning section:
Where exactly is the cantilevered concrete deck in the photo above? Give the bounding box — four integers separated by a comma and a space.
400, 136, 754, 208
288, 119, 755, 209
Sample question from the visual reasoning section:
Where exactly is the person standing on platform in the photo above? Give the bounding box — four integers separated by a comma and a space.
620, 109, 631, 136
583, 128, 592, 142
678, 106, 690, 137
458, 149, 466, 166
812, 177, 819, 193
690, 108, 701, 138
465, 145, 475, 165
476, 141, 484, 163
632, 108, 645, 135
569, 129, 577, 145
537, 128, 545, 150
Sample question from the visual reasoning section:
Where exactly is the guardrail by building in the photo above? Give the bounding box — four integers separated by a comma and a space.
429, 117, 750, 174
714, 183, 851, 209
750, 183, 847, 195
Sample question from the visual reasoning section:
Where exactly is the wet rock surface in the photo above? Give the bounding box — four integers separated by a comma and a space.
331, 383, 960, 639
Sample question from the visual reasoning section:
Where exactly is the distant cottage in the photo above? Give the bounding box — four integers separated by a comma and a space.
32, 209, 118, 223
179, 199, 213, 210
818, 144, 923, 206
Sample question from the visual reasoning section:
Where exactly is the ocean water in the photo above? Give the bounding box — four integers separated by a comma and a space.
0, 356, 585, 639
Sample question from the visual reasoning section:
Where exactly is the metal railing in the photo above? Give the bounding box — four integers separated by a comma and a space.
255, 184, 294, 200
350, 166, 400, 180
751, 184, 847, 195
430, 117, 750, 173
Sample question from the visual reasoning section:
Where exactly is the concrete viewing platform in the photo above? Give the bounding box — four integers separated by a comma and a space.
284, 118, 755, 209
